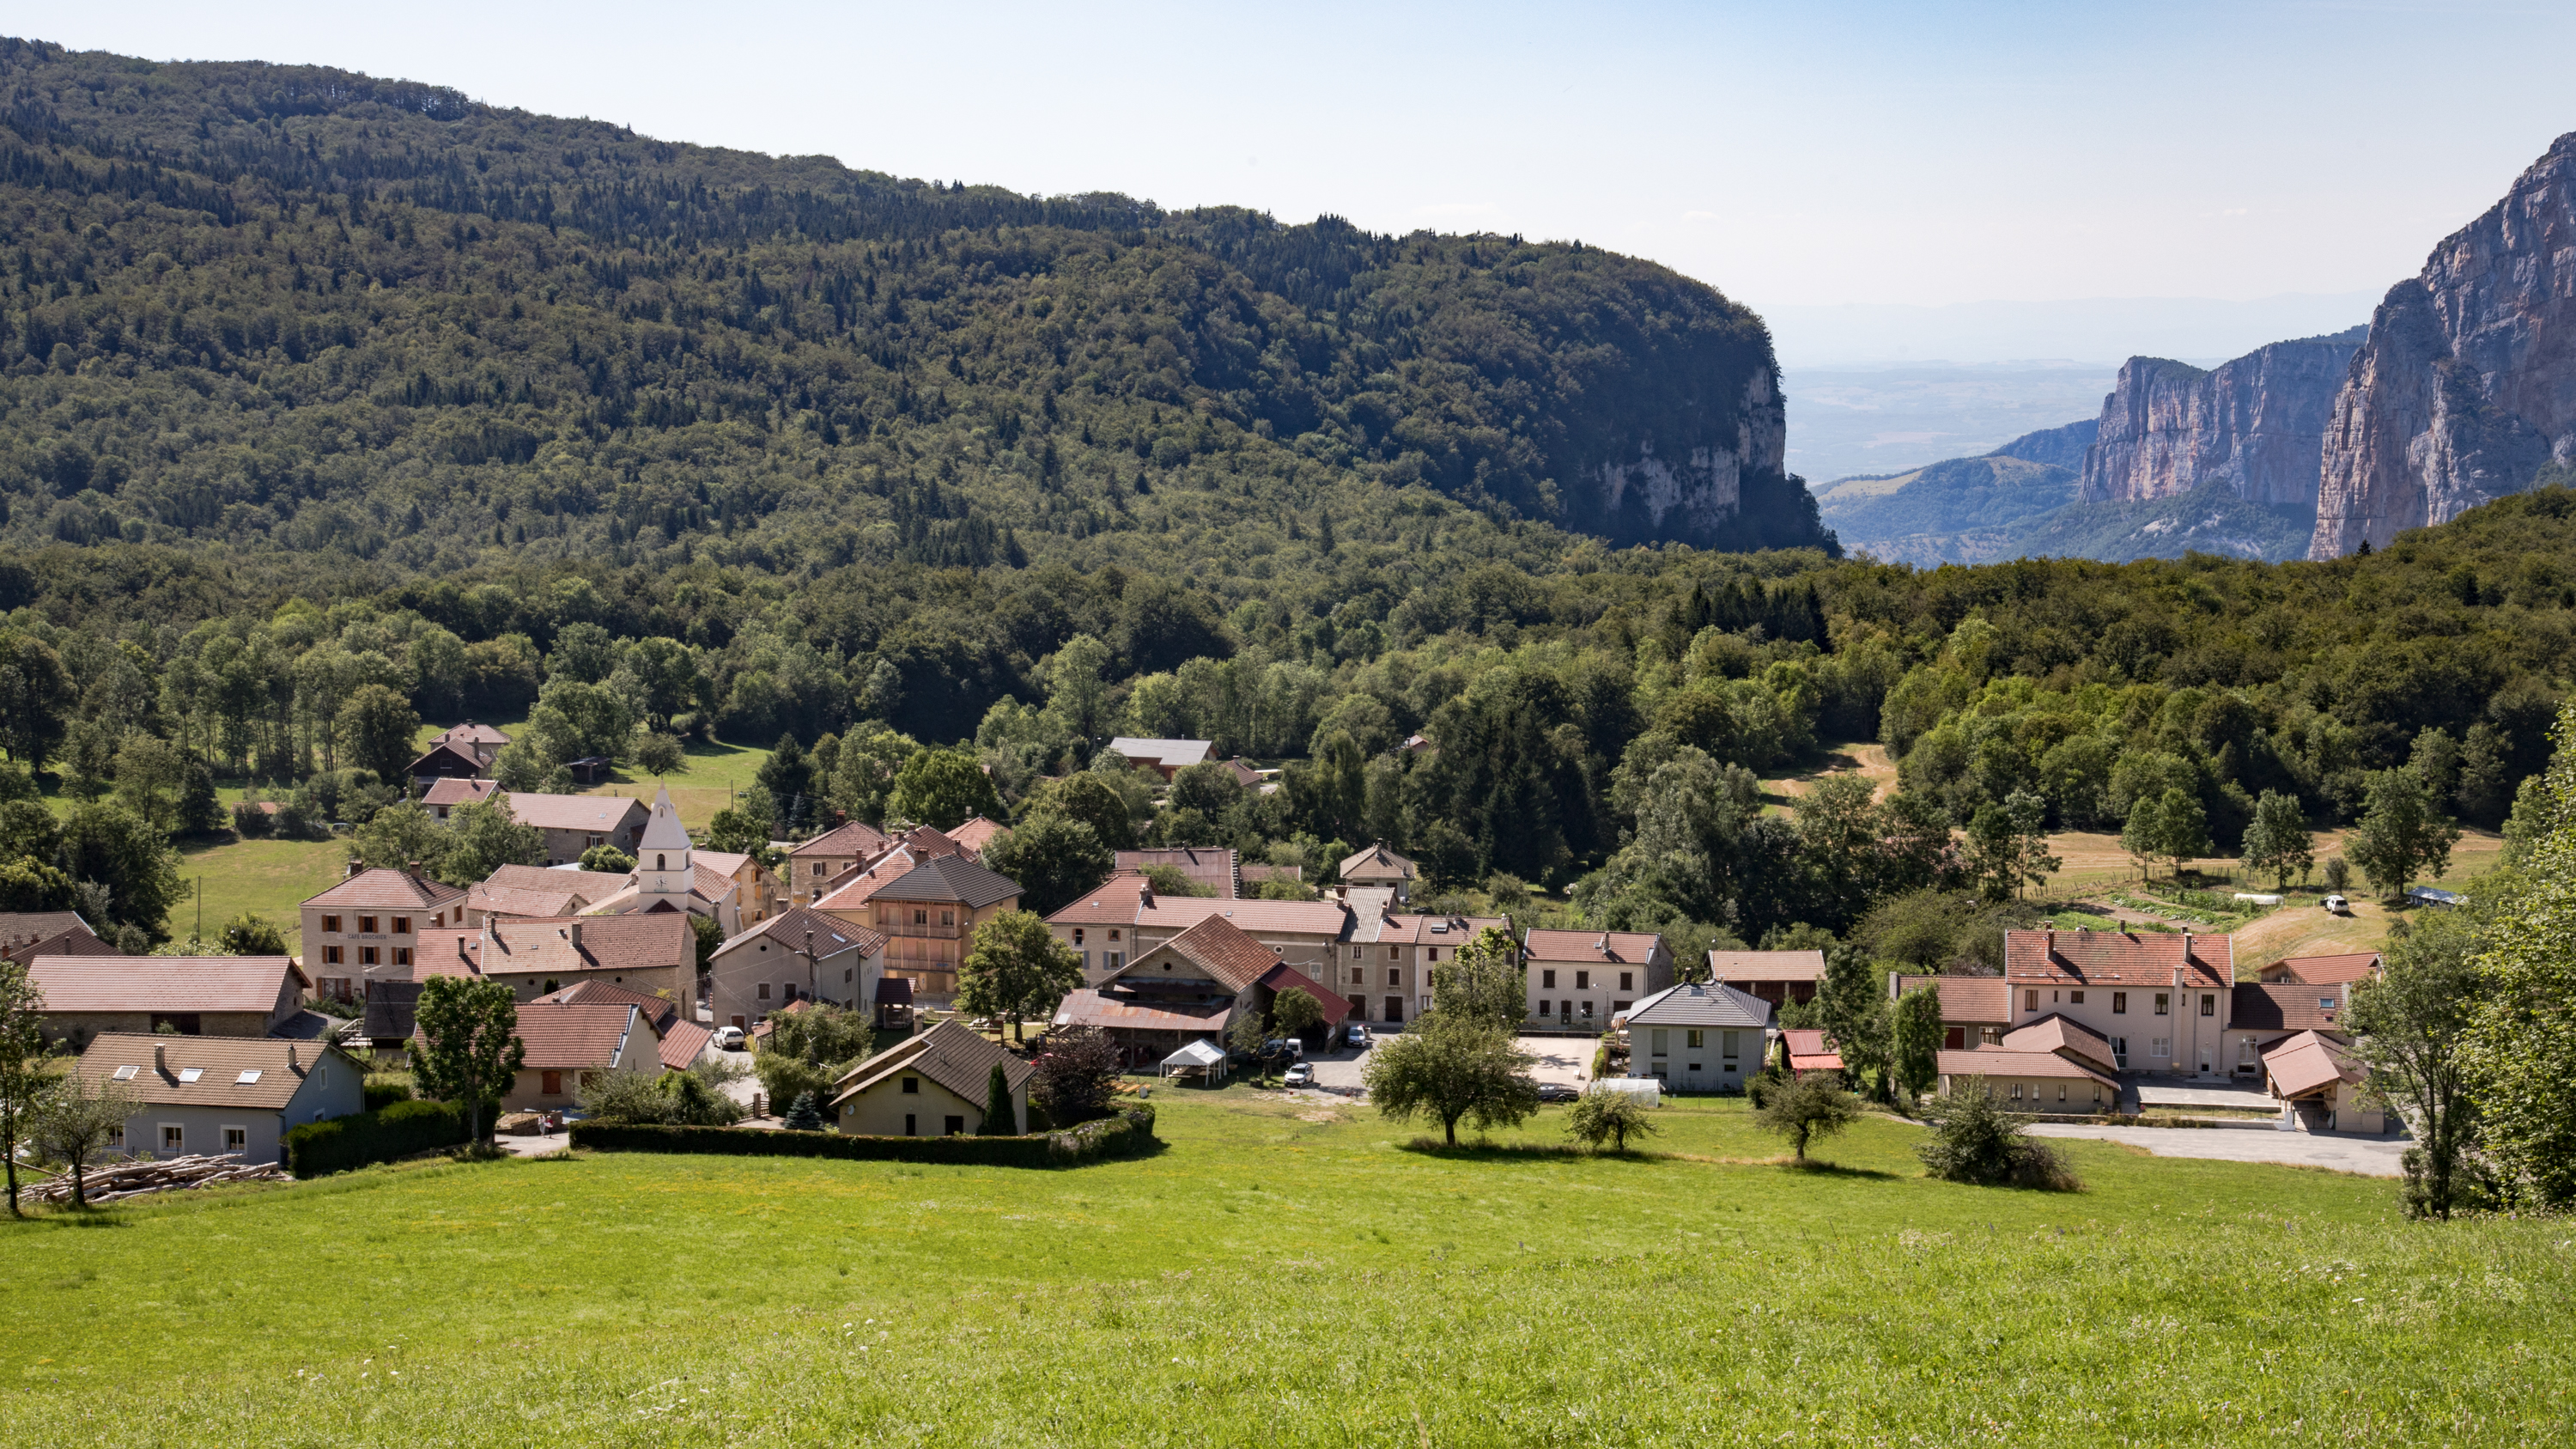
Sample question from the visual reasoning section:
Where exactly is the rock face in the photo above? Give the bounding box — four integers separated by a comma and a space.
2080, 328, 2366, 507
1986, 417, 2099, 472
1589, 368, 1786, 545
2310, 132, 2576, 558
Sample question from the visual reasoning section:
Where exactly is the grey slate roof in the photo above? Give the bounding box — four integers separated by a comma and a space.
866, 855, 1023, 910
1624, 980, 1773, 1028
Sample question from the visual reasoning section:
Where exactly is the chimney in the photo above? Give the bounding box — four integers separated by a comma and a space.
406, 860, 423, 880
155, 1043, 167, 1076
2180, 929, 2193, 961
2044, 928, 2055, 958
568, 922, 583, 953
345, 858, 365, 880
289, 1044, 301, 1071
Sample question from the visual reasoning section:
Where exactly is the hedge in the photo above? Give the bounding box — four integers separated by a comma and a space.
569, 1104, 1156, 1167
284, 1099, 471, 1178
362, 1079, 414, 1111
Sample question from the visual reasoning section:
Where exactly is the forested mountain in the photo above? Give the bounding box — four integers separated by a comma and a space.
0, 38, 2568, 967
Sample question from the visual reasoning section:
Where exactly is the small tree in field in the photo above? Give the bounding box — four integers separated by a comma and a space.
408, 975, 525, 1143
1361, 1014, 1539, 1146
1916, 1081, 2081, 1190
26, 1069, 138, 1209
1565, 1087, 1658, 1153
2346, 768, 2459, 903
2239, 789, 2314, 890
1754, 1073, 1860, 1162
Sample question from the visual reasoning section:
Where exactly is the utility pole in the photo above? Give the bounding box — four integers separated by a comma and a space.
195, 876, 203, 946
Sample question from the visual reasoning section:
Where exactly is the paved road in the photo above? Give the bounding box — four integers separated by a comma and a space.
2026, 1122, 2407, 1176
1307, 1034, 1595, 1093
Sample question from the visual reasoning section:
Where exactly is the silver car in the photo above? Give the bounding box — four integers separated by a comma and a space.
1284, 1063, 1315, 1087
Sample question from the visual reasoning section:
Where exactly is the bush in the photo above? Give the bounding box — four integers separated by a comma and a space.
580, 843, 636, 874
1030, 1025, 1123, 1127
283, 1099, 470, 1178
634, 732, 688, 776
362, 1078, 414, 1111
231, 800, 275, 837
1916, 1084, 2083, 1190
568, 1104, 1157, 1167
580, 1067, 743, 1126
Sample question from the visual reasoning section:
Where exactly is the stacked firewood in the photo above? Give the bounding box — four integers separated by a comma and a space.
21, 1154, 291, 1205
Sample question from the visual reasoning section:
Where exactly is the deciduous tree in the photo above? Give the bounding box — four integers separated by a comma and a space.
26, 1068, 139, 1209
2346, 769, 2459, 903
1565, 1086, 1658, 1153
958, 909, 1084, 1042
1360, 1014, 1538, 1146
1753, 1072, 1859, 1162
2348, 906, 2487, 1219
2239, 789, 2315, 890
408, 975, 526, 1143
1893, 983, 1944, 1102
0, 957, 51, 1215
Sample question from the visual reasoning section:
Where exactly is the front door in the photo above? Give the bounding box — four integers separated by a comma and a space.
1383, 996, 1403, 1024
2112, 1037, 2128, 1069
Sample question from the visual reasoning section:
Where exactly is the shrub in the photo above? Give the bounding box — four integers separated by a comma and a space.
634, 732, 687, 776
1916, 1083, 2083, 1190
1030, 1025, 1123, 1126
568, 1104, 1157, 1167
580, 843, 636, 874
230, 800, 274, 837
283, 1099, 470, 1178
1564, 1087, 1659, 1152
362, 1078, 414, 1111
579, 1067, 743, 1126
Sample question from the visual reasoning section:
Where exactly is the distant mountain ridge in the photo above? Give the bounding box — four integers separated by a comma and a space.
2081, 328, 2366, 508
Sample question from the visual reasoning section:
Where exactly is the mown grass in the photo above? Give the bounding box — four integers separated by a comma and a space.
165, 834, 347, 952
3, 1092, 2567, 1446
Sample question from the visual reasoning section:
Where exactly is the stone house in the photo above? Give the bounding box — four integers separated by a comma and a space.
1337, 841, 1418, 901
1524, 929, 1674, 1030
1050, 913, 1346, 1069
783, 819, 894, 906
708, 905, 887, 1031
298, 864, 470, 1003
417, 913, 695, 1007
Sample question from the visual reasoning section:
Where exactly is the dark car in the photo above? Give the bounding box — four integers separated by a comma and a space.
1535, 1081, 1582, 1102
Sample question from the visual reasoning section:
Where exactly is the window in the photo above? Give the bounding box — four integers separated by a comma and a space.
758, 983, 772, 1000
358, 916, 377, 934
1619, 971, 1633, 992
941, 912, 954, 927
392, 916, 410, 935
2151, 1037, 2170, 1059
393, 947, 411, 968
177, 1068, 204, 1083
1426, 948, 1439, 963
2069, 991, 2085, 1005
1387, 947, 1399, 961
1386, 969, 1400, 987
2320, 996, 2337, 1011
542, 1070, 562, 1095
1686, 1029, 1704, 1050
1722, 1032, 1739, 1061
161, 1124, 185, 1153
321, 915, 341, 934
234, 1069, 262, 1085
1106, 953, 1123, 971
814, 861, 827, 876
1576, 971, 1590, 990
1537, 1000, 1552, 1016
914, 910, 928, 925
1579, 1001, 1595, 1019
1351, 967, 1365, 985
2201, 994, 2215, 1017
944, 1116, 965, 1136
656, 854, 667, 871
2112, 992, 2127, 1014
106, 1123, 123, 1149
359, 947, 379, 966
1650, 1030, 1668, 1057
2154, 993, 2170, 1016
1541, 969, 1557, 989
2008, 1083, 2023, 1100
844, 969, 853, 983
2056, 1085, 2067, 1105
2024, 989, 2038, 1012
112, 1065, 138, 1081
324, 946, 343, 965
901, 1076, 920, 1094
1109, 929, 1121, 941
1073, 928, 1085, 945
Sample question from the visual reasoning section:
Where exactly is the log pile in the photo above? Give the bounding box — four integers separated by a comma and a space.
21, 1154, 291, 1205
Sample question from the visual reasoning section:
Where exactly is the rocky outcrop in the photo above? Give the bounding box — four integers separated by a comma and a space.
2080, 328, 2365, 507
2310, 132, 2576, 558
1986, 417, 2099, 472
1589, 368, 1786, 545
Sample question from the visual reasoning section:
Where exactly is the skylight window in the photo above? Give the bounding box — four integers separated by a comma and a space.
178, 1068, 204, 1083
237, 1069, 264, 1084
112, 1064, 138, 1081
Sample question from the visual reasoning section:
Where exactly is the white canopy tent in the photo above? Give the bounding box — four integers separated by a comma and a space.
1591, 1078, 1662, 1108
1160, 1038, 1229, 1086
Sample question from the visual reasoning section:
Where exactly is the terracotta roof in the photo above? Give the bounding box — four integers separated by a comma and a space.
27, 955, 307, 1014
303, 868, 466, 911
830, 1019, 1032, 1109
73, 1032, 360, 1111
2002, 1013, 2120, 1074
2263, 953, 2381, 985
1624, 981, 1771, 1027
3, 924, 112, 965
1045, 874, 1155, 926
788, 819, 895, 860
812, 848, 931, 911
1935, 1046, 2118, 1089
864, 855, 1023, 910
404, 740, 486, 775
1783, 1028, 1844, 1071
1338, 841, 1417, 880
532, 978, 683, 1032
422, 777, 501, 809
476, 915, 692, 980
1896, 974, 2013, 1025
1238, 862, 1302, 883
413, 928, 486, 979
482, 863, 632, 897
1708, 949, 1826, 983
2004, 928, 2232, 990
2232, 982, 2349, 1034
2262, 1030, 2364, 1099
717, 905, 885, 961
1373, 914, 1509, 946
435, 722, 513, 747
472, 791, 647, 834
1052, 989, 1234, 1034
1135, 896, 1350, 938
1256, 960, 1352, 1025
502, 1002, 651, 1070
659, 1020, 714, 1071
1132, 915, 1285, 994
945, 816, 1007, 855
1526, 929, 1666, 965
1116, 848, 1238, 896
1106, 737, 1213, 769
0, 911, 94, 953
470, 882, 597, 919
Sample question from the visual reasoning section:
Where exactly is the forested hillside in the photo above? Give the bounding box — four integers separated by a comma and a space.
0, 39, 2567, 969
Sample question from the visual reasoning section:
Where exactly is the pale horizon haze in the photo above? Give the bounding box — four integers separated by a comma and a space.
8, 1, 2571, 364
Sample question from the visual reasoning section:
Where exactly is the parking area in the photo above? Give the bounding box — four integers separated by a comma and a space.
1303, 1033, 1597, 1095
2025, 1122, 2408, 1176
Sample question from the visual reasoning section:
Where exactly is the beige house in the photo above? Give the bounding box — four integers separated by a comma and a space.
2257, 1030, 2384, 1132
784, 820, 894, 906
1935, 1046, 2120, 1114
422, 787, 647, 865
1524, 930, 1673, 1030
417, 914, 695, 1006
75, 1034, 365, 1165
485, 1000, 664, 1113
1336, 907, 1510, 1028
1624, 981, 1772, 1092
833, 855, 1022, 1005
829, 1020, 1031, 1136
1708, 949, 1828, 1007
28, 955, 311, 1048
2002, 928, 2236, 1076
1890, 974, 2014, 1050
1338, 842, 1418, 901
299, 865, 469, 1002
708, 905, 887, 1032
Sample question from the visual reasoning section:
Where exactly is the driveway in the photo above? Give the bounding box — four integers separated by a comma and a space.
2025, 1122, 2408, 1176
1305, 1034, 1595, 1094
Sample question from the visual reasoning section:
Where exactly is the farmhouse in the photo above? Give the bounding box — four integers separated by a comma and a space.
1623, 980, 1771, 1091
463, 863, 631, 924
784, 819, 894, 905
1052, 914, 1345, 1068
2002, 928, 2235, 1076
708, 904, 886, 1030
838, 855, 1022, 1005
488, 999, 664, 1113
1889, 974, 2013, 1050
422, 787, 648, 864
419, 913, 695, 1006
1337, 841, 1418, 901
74, 1033, 364, 1165
299, 864, 469, 1003
1708, 948, 1828, 1007
829, 1019, 1031, 1135
28, 955, 311, 1048
1524, 929, 1673, 1030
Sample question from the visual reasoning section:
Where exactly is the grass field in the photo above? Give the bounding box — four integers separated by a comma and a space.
3, 1092, 2567, 1446
167, 835, 347, 952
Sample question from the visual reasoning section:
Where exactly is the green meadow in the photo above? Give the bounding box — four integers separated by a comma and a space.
2, 1093, 2566, 1446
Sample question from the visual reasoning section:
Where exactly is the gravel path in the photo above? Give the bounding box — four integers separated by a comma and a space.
2025, 1122, 2406, 1176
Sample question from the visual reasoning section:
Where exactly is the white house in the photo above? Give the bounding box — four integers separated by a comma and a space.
1623, 980, 1773, 1092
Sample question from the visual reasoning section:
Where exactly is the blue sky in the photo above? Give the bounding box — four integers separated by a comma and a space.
11, 2, 2573, 358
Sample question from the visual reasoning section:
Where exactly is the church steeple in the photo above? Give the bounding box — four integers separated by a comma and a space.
640, 785, 691, 900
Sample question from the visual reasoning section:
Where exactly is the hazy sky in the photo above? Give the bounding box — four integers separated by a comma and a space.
14, 2, 2573, 356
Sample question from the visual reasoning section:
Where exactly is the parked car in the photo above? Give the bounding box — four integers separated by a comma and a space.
1344, 1023, 1372, 1050
713, 1026, 746, 1050
1263, 1038, 1305, 1061
1535, 1081, 1581, 1102
1284, 1063, 1315, 1087
2322, 894, 2350, 915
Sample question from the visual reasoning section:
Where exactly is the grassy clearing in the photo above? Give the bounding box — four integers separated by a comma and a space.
166, 834, 346, 951
588, 734, 776, 832
2, 1092, 2567, 1445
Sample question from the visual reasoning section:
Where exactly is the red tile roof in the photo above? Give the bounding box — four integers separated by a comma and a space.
413, 928, 485, 979
4, 924, 112, 965
1115, 848, 1239, 897
720, 905, 885, 960
1936, 1046, 2117, 1090
788, 820, 894, 860
0, 911, 97, 955
1371, 914, 1510, 946
1338, 841, 1417, 881
1257, 960, 1352, 1025
503, 1002, 650, 1070
532, 978, 682, 1032
658, 1020, 714, 1071
1136, 915, 1286, 994
1052, 989, 1235, 1034
478, 791, 648, 834
28, 955, 307, 1014
477, 915, 692, 980
1048, 874, 1154, 927
2001, 1013, 2120, 1074
303, 868, 466, 911
1709, 949, 1827, 983
2231, 983, 2349, 1034
1525, 929, 1666, 965
1783, 1028, 1844, 1071
945, 816, 1007, 856
2004, 928, 2231, 990
865, 855, 1022, 910
2262, 1030, 2364, 1099
1896, 974, 2014, 1025
422, 778, 501, 808
1136, 896, 1349, 937
2262, 953, 2381, 985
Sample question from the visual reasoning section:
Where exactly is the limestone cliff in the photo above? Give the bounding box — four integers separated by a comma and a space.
2310, 132, 2576, 558
2080, 328, 2365, 507
1585, 367, 1795, 548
